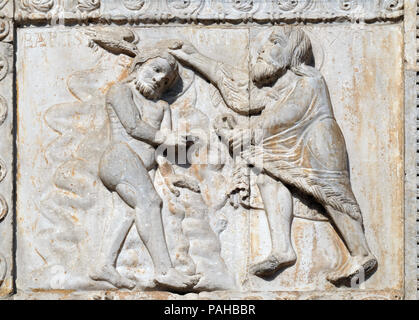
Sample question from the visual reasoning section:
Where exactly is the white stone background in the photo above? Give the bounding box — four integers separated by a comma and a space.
15, 24, 405, 295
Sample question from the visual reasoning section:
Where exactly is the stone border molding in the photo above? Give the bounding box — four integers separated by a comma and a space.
0, 0, 13, 298
14, 0, 404, 25
0, 0, 414, 300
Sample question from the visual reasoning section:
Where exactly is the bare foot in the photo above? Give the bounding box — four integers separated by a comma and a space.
155, 268, 200, 291
327, 255, 377, 286
193, 273, 236, 292
249, 251, 296, 277
90, 265, 136, 289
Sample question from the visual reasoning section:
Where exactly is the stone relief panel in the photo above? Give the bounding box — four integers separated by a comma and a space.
17, 26, 250, 292
245, 25, 404, 292
15, 23, 404, 298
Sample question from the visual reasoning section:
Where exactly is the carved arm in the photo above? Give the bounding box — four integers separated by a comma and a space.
169, 41, 262, 115
106, 83, 163, 146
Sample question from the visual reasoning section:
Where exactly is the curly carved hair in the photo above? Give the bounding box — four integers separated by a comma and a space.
129, 39, 179, 74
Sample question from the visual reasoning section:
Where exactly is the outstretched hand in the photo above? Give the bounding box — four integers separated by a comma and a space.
85, 27, 138, 57
168, 40, 199, 64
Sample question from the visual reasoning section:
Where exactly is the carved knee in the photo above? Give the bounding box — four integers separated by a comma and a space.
134, 184, 162, 210
115, 183, 138, 209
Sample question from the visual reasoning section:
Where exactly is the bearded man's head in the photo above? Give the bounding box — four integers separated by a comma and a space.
130, 41, 179, 100
252, 27, 313, 86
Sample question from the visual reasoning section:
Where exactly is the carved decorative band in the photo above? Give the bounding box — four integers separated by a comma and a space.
416, 0, 419, 296
15, 0, 404, 25
0, 0, 11, 293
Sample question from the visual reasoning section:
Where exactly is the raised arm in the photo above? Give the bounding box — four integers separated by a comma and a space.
106, 83, 164, 146
169, 41, 259, 115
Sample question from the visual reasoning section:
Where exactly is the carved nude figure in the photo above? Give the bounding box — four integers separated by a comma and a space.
169, 27, 377, 285
88, 34, 199, 290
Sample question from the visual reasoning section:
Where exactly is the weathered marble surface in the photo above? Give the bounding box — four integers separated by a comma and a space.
0, 0, 13, 299
0, 0, 409, 301
15, 23, 405, 297
0, 38, 13, 298
17, 26, 250, 292
15, 0, 404, 24
403, 0, 418, 300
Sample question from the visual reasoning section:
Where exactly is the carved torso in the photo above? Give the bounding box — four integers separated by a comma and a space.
132, 87, 166, 130
106, 83, 165, 170
254, 71, 333, 140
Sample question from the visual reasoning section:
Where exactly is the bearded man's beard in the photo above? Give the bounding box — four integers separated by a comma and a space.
251, 58, 286, 86
136, 80, 161, 100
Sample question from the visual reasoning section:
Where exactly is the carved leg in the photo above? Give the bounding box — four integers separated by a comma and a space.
131, 186, 198, 290
249, 173, 296, 277
99, 143, 199, 290
325, 206, 377, 286
89, 202, 136, 289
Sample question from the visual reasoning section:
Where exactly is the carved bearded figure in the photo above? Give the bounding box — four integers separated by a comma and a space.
169, 26, 377, 286
75, 29, 235, 292
87, 35, 202, 290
